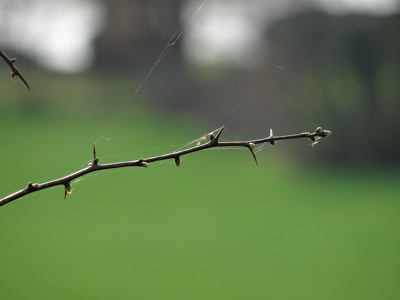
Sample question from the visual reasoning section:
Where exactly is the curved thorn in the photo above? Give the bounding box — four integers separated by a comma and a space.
248, 147, 258, 166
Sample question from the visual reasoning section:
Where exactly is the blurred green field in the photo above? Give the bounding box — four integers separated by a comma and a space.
1, 74, 399, 299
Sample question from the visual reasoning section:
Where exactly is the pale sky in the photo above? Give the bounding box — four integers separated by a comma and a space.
0, 0, 105, 72
182, 0, 400, 68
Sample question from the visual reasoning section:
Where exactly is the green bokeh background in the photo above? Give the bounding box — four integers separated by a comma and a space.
1, 72, 399, 299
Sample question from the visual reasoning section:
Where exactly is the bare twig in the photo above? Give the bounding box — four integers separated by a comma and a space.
0, 49, 31, 90
0, 126, 331, 207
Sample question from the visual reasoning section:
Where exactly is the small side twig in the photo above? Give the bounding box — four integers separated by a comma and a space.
0, 126, 331, 207
0, 49, 31, 90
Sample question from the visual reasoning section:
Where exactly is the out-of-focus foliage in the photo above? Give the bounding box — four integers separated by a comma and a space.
267, 11, 400, 163
93, 1, 400, 163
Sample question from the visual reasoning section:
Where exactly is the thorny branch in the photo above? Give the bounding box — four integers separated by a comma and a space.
0, 49, 31, 90
0, 126, 331, 207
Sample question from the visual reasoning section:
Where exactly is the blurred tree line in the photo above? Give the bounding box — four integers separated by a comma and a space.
93, 0, 399, 164
267, 10, 400, 164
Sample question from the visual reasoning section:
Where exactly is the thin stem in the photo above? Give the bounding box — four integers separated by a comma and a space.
0, 127, 331, 207
0, 49, 31, 90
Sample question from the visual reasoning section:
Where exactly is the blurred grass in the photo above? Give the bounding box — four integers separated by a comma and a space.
0, 72, 399, 299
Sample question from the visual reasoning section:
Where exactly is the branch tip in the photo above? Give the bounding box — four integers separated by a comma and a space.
319, 129, 331, 137
308, 127, 332, 147
314, 127, 331, 137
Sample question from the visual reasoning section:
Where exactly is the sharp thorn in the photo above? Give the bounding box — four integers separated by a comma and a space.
248, 147, 258, 166
92, 144, 99, 164
18, 73, 31, 91
215, 125, 225, 140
